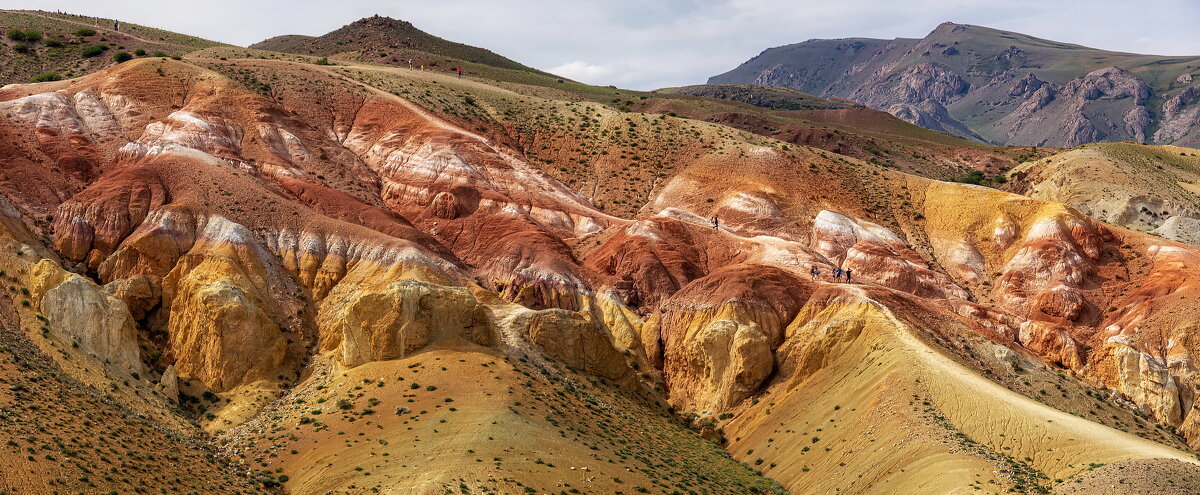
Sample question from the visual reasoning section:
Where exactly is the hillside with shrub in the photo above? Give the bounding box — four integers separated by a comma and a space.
0, 10, 223, 84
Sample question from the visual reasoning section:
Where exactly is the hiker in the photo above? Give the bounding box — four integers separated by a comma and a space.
810, 266, 820, 281
712, 216, 719, 231
834, 267, 843, 280
407, 58, 413, 69
114, 20, 119, 32
845, 269, 853, 283
457, 67, 463, 78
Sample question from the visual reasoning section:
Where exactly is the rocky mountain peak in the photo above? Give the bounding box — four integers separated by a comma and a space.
710, 22, 1200, 146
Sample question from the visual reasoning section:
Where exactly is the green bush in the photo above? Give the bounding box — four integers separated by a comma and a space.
134, 48, 146, 56
313, 57, 330, 65
113, 51, 133, 63
23, 30, 41, 42
31, 72, 61, 82
82, 45, 105, 57
13, 43, 29, 54
7, 29, 25, 41
45, 40, 62, 48
952, 170, 987, 186
152, 51, 167, 57
75, 28, 97, 37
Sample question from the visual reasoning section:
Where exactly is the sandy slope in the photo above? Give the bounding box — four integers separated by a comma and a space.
723, 292, 1196, 494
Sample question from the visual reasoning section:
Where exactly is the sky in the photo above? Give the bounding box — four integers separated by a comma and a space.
6, 0, 1200, 90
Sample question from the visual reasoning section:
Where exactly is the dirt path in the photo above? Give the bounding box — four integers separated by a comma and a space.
876, 299, 1199, 477
2, 10, 171, 46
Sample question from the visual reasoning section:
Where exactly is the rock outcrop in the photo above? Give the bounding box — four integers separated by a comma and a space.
29, 259, 145, 375
318, 280, 493, 367
515, 308, 630, 380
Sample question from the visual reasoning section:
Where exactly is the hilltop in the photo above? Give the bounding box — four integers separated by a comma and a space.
250, 15, 545, 75
711, 22, 1200, 147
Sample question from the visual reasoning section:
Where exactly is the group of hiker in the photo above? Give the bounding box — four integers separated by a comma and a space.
404, 58, 463, 78
810, 265, 853, 283
52, 11, 120, 32
702, 215, 858, 283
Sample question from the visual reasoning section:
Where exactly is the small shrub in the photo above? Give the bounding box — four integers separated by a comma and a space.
45, 40, 62, 48
7, 29, 26, 41
113, 51, 133, 63
134, 48, 146, 56
23, 31, 41, 42
152, 51, 167, 57
953, 170, 987, 186
13, 43, 29, 54
314, 57, 330, 65
31, 72, 61, 82
82, 45, 105, 57
75, 28, 97, 37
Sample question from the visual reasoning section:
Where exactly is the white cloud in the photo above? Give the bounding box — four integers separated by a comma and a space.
546, 61, 614, 84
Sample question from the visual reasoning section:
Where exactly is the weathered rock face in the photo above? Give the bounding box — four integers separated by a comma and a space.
997, 66, 1153, 146
650, 265, 813, 414
318, 280, 492, 367
158, 365, 179, 401
1152, 216, 1200, 246
164, 257, 288, 392
29, 259, 144, 375
1155, 86, 1200, 145
885, 100, 981, 141
1088, 342, 1183, 425
774, 293, 877, 381
710, 21, 1195, 146
104, 274, 160, 320
516, 308, 630, 381
1009, 72, 1047, 98
847, 63, 969, 108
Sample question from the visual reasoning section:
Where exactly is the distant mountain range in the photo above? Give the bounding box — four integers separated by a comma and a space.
710, 22, 1200, 147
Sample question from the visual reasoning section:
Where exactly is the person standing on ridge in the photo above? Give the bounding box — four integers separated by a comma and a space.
845, 268, 853, 283
457, 67, 463, 78
834, 267, 843, 280
810, 265, 819, 281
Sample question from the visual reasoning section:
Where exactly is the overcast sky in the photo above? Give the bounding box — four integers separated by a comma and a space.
6, 0, 1200, 90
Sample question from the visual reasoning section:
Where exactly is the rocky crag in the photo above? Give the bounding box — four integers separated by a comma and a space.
711, 22, 1200, 147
